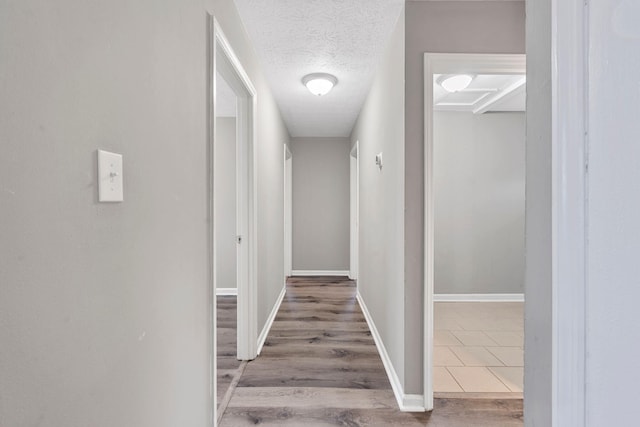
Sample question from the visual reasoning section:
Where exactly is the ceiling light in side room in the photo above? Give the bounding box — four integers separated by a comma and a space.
302, 73, 338, 96
439, 74, 474, 93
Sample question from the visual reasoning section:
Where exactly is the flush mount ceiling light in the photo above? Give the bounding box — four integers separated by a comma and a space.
438, 74, 474, 93
302, 73, 338, 96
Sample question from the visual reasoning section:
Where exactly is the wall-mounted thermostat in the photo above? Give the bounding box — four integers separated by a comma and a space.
98, 149, 124, 202
375, 152, 383, 171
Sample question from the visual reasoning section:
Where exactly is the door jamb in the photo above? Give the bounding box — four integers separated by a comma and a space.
284, 144, 293, 278
350, 141, 359, 281
423, 53, 526, 411
212, 15, 258, 363
207, 15, 216, 427
209, 16, 258, 426
546, 1, 588, 424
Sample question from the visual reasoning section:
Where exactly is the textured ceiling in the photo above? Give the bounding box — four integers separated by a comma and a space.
234, 0, 405, 137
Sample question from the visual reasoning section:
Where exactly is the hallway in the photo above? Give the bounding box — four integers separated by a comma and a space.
218, 277, 523, 426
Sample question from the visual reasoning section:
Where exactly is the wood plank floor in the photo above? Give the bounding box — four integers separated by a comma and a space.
217, 295, 243, 408
219, 277, 523, 426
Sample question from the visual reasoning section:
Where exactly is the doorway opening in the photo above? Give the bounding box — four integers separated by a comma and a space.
209, 15, 258, 425
349, 141, 359, 282
423, 53, 526, 410
284, 144, 293, 278
214, 69, 243, 421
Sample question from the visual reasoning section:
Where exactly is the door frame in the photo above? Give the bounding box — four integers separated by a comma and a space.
209, 14, 258, 426
212, 15, 258, 363
422, 53, 526, 411
284, 144, 293, 278
349, 141, 359, 281
527, 1, 588, 425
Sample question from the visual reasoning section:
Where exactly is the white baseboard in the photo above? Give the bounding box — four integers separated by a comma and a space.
257, 284, 286, 355
291, 270, 349, 277
216, 287, 238, 296
434, 293, 524, 302
356, 291, 425, 412
402, 394, 427, 412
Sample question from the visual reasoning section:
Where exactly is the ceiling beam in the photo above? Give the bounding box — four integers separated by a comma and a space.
473, 77, 526, 114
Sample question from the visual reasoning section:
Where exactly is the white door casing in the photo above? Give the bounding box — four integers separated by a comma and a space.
423, 53, 526, 411
209, 14, 259, 427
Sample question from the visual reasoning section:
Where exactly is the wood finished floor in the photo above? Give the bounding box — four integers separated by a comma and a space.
218, 277, 523, 426
217, 295, 243, 408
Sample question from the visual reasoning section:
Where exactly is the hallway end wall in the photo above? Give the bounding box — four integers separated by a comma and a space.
291, 137, 350, 272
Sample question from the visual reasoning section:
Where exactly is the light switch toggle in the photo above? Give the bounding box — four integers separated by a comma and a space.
375, 152, 383, 170
98, 149, 124, 202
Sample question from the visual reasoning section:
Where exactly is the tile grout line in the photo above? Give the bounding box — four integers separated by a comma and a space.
444, 366, 467, 392
484, 346, 520, 367
443, 345, 465, 367
439, 326, 520, 393
486, 366, 519, 393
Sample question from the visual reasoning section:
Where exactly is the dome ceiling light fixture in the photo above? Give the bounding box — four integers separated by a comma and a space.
302, 73, 338, 96
438, 74, 474, 93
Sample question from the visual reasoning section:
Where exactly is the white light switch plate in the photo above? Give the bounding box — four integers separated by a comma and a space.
98, 150, 123, 202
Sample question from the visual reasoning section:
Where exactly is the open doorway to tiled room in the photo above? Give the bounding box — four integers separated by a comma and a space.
431, 70, 526, 397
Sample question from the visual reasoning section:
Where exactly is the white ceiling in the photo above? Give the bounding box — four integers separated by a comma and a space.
234, 0, 405, 137
433, 74, 526, 113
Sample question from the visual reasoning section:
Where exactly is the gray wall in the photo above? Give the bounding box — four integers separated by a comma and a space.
215, 117, 237, 289
587, 1, 640, 423
291, 137, 350, 271
524, 0, 552, 424
350, 7, 407, 390
0, 0, 290, 425
404, 0, 526, 394
434, 112, 525, 295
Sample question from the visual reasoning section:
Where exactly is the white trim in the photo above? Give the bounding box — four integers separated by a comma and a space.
402, 395, 426, 412
216, 287, 238, 296
291, 270, 350, 277
550, 0, 588, 425
257, 284, 287, 355
206, 14, 216, 427
423, 53, 527, 413
434, 293, 524, 302
357, 291, 425, 413
212, 17, 258, 363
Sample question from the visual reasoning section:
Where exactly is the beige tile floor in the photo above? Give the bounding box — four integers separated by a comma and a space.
434, 302, 524, 395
